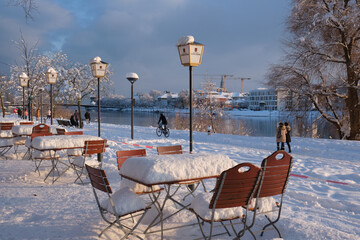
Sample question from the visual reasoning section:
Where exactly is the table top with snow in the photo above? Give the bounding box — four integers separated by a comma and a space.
12, 125, 58, 135
119, 152, 237, 185
30, 135, 103, 150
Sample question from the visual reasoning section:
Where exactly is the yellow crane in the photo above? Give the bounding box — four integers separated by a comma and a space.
195, 74, 251, 93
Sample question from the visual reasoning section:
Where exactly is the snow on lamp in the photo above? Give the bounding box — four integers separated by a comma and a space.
46, 67, 58, 84
19, 72, 29, 87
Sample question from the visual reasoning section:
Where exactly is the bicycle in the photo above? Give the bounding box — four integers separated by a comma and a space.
156, 125, 170, 137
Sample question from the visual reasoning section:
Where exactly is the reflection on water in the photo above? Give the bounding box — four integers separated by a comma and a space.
85, 108, 338, 139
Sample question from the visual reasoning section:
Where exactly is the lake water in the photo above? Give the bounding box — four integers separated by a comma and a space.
83, 108, 338, 139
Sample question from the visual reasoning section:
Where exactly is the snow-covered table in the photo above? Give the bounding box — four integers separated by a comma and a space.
120, 152, 237, 186
12, 125, 58, 136
120, 152, 237, 239
29, 134, 103, 183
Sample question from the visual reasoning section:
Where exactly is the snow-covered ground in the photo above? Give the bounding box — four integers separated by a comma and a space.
0, 115, 359, 239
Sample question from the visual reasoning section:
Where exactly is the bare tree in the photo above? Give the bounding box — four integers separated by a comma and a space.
267, 0, 360, 140
8, 0, 38, 21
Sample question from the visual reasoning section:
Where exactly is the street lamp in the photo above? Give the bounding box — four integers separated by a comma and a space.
19, 72, 29, 119
38, 87, 45, 123
126, 72, 139, 139
89, 56, 108, 163
177, 35, 204, 153
46, 67, 58, 125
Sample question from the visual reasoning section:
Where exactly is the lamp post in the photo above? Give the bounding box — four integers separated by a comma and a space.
19, 72, 29, 119
46, 67, 58, 125
38, 87, 44, 123
177, 36, 204, 153
126, 72, 139, 139
89, 56, 108, 163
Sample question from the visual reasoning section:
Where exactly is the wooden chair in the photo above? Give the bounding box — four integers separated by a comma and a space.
69, 139, 107, 184
117, 149, 164, 195
32, 124, 50, 134
190, 163, 263, 239
85, 164, 151, 238
0, 122, 15, 156
157, 145, 183, 155
64, 131, 83, 135
253, 150, 293, 238
20, 121, 33, 125
157, 145, 206, 195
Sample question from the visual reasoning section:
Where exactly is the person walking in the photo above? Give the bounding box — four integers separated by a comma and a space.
276, 122, 286, 151
24, 108, 28, 119
47, 109, 51, 119
74, 110, 80, 128
36, 108, 40, 121
18, 108, 22, 118
84, 111, 91, 124
284, 122, 292, 153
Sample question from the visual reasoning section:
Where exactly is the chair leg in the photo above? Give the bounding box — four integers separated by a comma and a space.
260, 214, 281, 238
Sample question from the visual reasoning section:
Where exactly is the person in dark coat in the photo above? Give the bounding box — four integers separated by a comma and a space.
18, 108, 22, 118
276, 122, 286, 151
284, 122, 291, 153
158, 113, 167, 129
70, 114, 77, 127
84, 111, 91, 124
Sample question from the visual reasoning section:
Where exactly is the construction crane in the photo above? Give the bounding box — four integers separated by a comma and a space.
195, 74, 251, 93
226, 77, 251, 93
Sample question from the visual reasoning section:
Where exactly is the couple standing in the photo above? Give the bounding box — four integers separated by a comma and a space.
276, 122, 291, 153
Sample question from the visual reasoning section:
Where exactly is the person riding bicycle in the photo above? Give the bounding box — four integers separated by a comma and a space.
158, 113, 168, 130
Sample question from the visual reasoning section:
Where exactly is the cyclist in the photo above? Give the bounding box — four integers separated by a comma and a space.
158, 113, 168, 130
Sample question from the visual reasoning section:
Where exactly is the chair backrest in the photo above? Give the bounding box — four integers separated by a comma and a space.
32, 124, 50, 134
157, 145, 182, 155
86, 164, 112, 194
64, 131, 83, 135
116, 149, 146, 170
31, 132, 53, 141
56, 128, 66, 135
83, 139, 107, 155
0, 122, 14, 130
20, 121, 34, 125
258, 150, 293, 198
209, 162, 262, 209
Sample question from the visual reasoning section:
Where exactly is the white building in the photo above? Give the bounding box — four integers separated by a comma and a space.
248, 88, 291, 111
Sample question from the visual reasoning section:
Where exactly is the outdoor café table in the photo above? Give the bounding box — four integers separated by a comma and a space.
30, 134, 103, 183
119, 152, 237, 239
11, 125, 58, 136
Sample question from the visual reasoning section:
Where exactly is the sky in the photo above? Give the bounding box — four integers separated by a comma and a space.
0, 0, 291, 97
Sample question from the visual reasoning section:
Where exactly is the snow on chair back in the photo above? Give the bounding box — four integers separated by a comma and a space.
32, 124, 50, 134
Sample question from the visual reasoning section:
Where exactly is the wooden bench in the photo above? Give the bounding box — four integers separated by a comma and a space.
56, 119, 72, 127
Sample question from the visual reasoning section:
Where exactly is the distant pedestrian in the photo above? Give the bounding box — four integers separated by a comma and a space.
84, 111, 91, 124
70, 114, 77, 127
74, 110, 80, 127
208, 125, 212, 135
284, 122, 291, 153
24, 108, 28, 119
276, 122, 286, 151
36, 108, 40, 121
18, 108, 22, 118
47, 109, 51, 119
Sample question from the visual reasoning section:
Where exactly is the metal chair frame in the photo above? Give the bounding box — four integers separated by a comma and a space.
0, 123, 15, 157
86, 164, 150, 239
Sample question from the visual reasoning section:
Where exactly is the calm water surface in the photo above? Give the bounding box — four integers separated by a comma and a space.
83, 109, 338, 139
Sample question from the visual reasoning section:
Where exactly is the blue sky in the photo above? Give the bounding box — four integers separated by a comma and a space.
0, 0, 291, 97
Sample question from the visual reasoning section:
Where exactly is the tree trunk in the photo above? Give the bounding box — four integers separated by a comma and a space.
78, 100, 83, 129
0, 94, 5, 118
